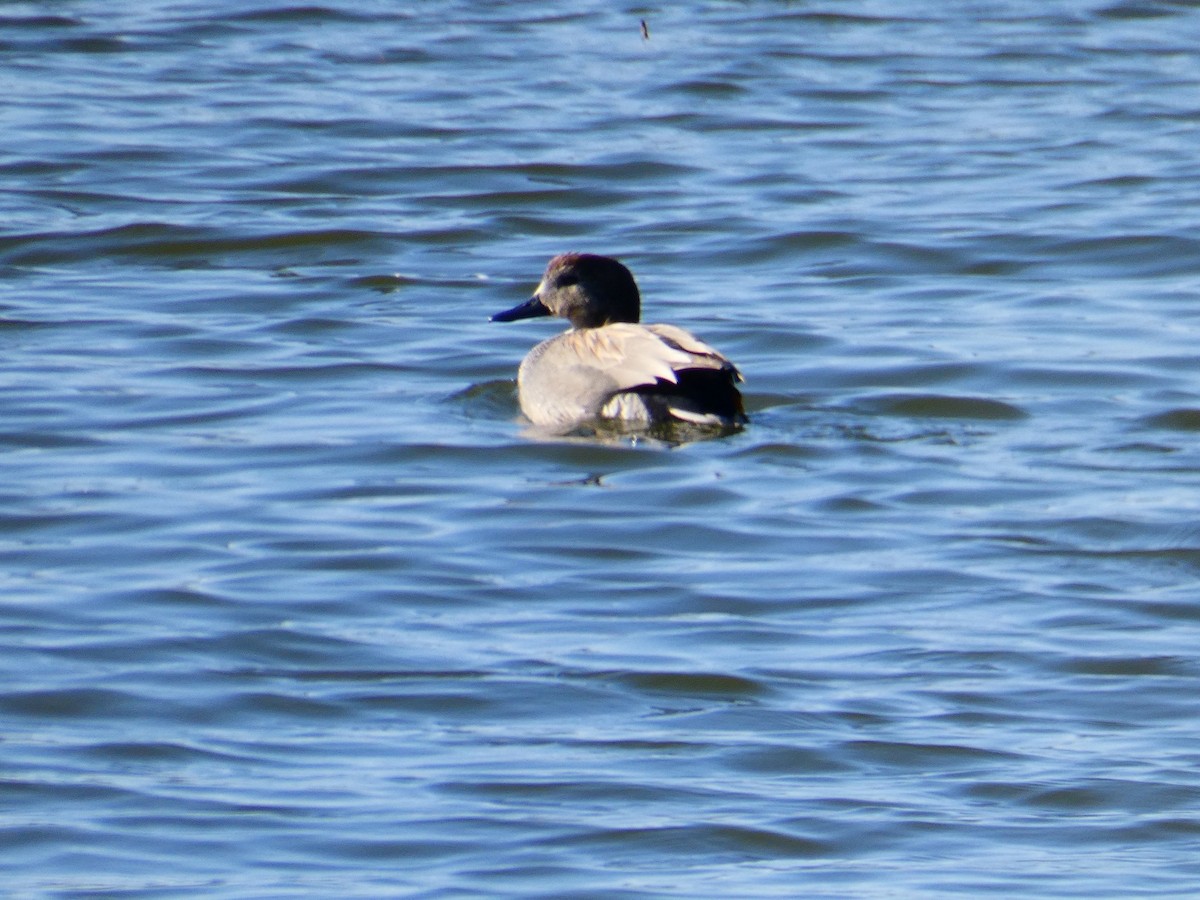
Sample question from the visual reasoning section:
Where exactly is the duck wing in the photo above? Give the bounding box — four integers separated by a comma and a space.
644, 323, 742, 381
560, 323, 702, 389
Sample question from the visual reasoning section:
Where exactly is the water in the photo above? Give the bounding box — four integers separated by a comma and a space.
4, 1, 1200, 896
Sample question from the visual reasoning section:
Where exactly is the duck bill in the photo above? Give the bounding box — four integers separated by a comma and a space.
491, 295, 551, 322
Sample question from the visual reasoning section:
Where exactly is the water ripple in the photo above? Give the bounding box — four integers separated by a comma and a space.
5, 1, 1200, 896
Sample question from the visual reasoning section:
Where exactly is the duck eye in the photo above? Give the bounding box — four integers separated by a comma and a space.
556, 274, 579, 288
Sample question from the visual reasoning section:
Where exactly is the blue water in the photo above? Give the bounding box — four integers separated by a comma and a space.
4, 2, 1200, 896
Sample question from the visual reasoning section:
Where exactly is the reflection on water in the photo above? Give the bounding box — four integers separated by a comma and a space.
4, 1, 1200, 896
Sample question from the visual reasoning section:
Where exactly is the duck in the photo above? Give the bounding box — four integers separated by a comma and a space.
491, 253, 745, 433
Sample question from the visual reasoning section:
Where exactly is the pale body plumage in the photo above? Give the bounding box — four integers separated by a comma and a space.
492, 254, 745, 433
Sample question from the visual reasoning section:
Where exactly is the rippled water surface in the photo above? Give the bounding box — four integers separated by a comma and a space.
5, 1, 1200, 896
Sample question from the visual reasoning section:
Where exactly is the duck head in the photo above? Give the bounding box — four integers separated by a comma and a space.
492, 253, 641, 329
